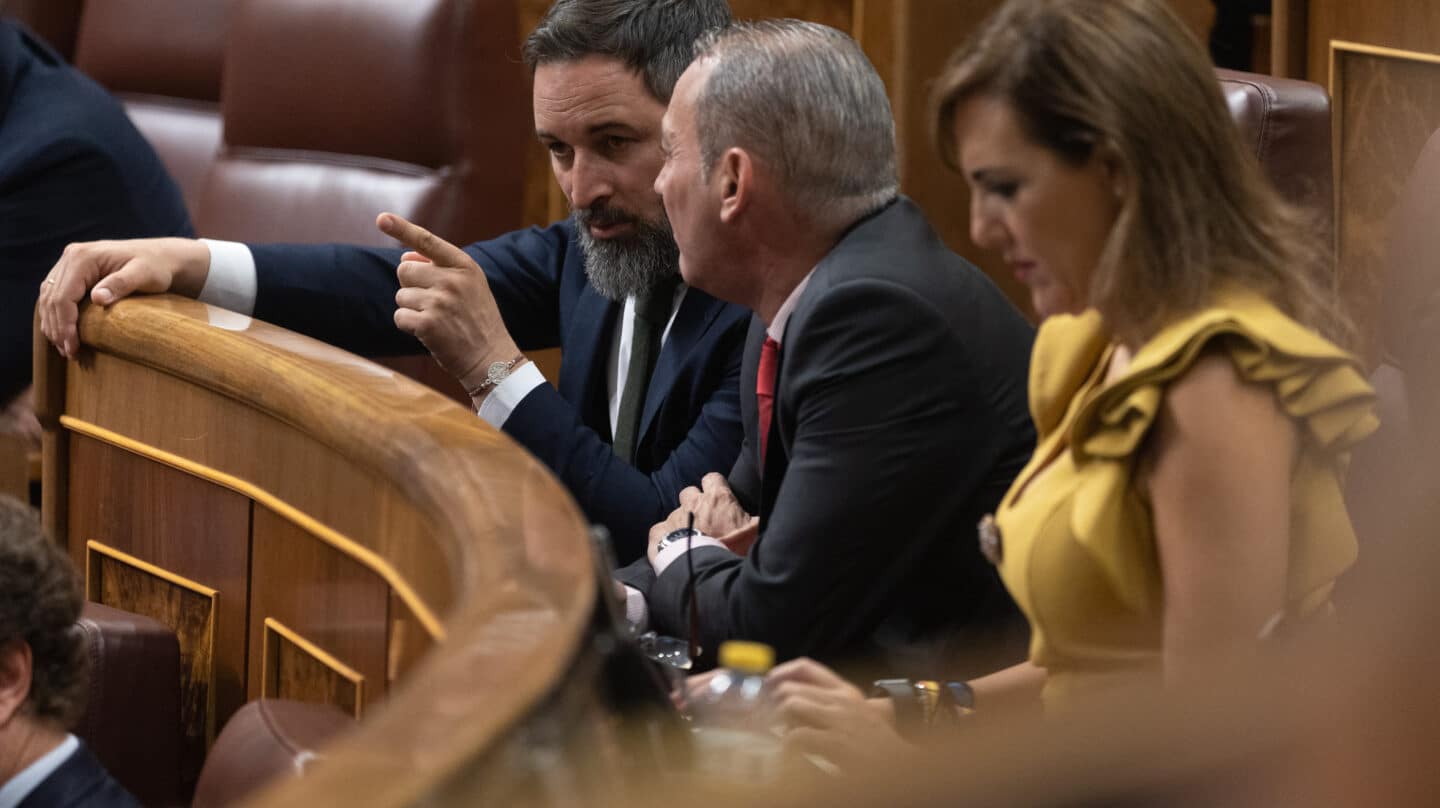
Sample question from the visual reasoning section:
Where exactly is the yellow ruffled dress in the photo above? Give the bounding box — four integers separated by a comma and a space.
991, 286, 1378, 710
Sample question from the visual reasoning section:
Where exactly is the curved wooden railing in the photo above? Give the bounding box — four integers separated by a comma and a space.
35, 296, 619, 804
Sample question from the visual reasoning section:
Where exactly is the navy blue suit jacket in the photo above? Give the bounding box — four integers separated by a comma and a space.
0, 21, 193, 404
249, 221, 749, 561
16, 742, 139, 808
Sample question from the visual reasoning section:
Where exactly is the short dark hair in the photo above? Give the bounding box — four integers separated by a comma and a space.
0, 495, 86, 726
522, 0, 733, 103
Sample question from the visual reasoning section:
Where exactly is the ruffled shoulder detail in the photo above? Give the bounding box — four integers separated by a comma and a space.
1028, 309, 1110, 441
1066, 288, 1378, 614
1073, 288, 1378, 462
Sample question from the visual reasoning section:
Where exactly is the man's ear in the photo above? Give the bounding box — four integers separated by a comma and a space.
0, 640, 31, 726
718, 147, 752, 223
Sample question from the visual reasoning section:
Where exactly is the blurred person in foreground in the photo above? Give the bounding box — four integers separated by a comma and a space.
0, 18, 192, 444
762, 0, 1377, 765
35, 0, 749, 563
622, 19, 1035, 675
0, 495, 136, 807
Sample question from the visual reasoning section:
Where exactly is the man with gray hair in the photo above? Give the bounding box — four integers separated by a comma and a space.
619, 20, 1036, 677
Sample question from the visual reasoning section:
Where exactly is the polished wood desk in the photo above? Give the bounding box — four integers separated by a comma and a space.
35, 296, 626, 804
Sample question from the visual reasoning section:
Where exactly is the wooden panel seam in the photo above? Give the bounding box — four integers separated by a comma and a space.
59, 415, 445, 641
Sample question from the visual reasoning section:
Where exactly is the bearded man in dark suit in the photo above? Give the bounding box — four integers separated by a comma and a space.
37, 0, 749, 563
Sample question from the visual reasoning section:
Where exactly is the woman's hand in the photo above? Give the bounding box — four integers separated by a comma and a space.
766, 658, 909, 768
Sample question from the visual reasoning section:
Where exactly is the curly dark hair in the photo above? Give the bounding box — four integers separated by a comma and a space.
0, 495, 86, 726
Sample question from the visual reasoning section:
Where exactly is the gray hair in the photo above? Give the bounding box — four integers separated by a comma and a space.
692, 20, 898, 227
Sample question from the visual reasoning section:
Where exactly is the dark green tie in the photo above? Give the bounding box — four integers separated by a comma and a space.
613, 274, 680, 462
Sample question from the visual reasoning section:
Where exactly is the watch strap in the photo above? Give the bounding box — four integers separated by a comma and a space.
870, 679, 926, 736
655, 527, 698, 555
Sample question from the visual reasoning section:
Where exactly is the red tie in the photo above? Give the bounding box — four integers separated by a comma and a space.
757, 336, 779, 464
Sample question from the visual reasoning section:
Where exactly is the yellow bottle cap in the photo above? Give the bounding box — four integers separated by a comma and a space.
718, 641, 775, 674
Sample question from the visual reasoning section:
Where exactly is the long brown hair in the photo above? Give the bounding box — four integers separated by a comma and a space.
931, 0, 1348, 346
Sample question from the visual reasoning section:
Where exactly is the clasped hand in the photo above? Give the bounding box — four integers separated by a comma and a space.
646, 472, 759, 564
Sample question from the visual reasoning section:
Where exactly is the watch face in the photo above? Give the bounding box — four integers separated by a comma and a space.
487, 361, 510, 384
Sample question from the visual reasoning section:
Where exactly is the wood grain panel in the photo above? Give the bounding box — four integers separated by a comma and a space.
1330, 45, 1440, 364
64, 349, 453, 623
262, 619, 365, 718
1305, 0, 1440, 86
41, 294, 597, 808
732, 0, 852, 30
247, 506, 389, 710
518, 0, 554, 229
87, 542, 216, 793
67, 437, 248, 797
887, 0, 1029, 317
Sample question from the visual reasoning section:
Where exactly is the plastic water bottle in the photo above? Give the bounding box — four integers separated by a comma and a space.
687, 640, 783, 784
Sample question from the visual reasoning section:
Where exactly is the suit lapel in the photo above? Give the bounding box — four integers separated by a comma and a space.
560, 286, 620, 440
637, 286, 726, 442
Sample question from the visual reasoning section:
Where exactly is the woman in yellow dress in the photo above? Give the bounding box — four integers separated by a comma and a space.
765, 0, 1377, 762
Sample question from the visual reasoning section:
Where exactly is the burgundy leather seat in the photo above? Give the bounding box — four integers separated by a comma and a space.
199, 0, 527, 247
0, 0, 84, 60
1217, 68, 1334, 247
192, 699, 354, 808
72, 602, 182, 807
71, 0, 228, 221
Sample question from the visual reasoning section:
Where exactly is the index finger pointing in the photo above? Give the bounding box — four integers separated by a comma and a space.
377, 213, 471, 268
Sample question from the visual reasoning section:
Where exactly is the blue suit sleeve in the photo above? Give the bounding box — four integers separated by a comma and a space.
251, 223, 572, 356
0, 140, 191, 402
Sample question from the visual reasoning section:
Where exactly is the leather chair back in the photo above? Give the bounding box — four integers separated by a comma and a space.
201, 0, 527, 248
72, 602, 182, 807
72, 0, 229, 219
0, 0, 84, 60
1216, 68, 1335, 249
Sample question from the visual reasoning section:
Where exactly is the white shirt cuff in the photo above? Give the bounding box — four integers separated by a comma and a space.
653, 534, 729, 575
476, 361, 547, 427
623, 585, 649, 631
197, 239, 258, 316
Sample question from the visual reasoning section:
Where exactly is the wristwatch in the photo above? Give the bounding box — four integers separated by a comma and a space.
871, 678, 975, 738
467, 354, 526, 398
654, 526, 699, 555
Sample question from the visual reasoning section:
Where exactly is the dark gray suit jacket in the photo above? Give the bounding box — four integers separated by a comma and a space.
643, 197, 1035, 675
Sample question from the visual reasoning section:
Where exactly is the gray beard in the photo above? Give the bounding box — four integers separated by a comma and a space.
572, 207, 681, 301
